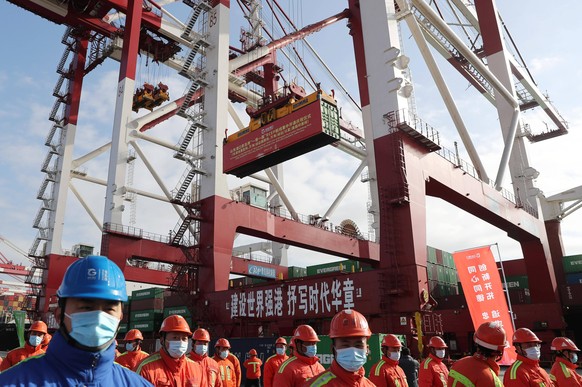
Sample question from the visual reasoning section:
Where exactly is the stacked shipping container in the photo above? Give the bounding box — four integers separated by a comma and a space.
427, 246, 459, 298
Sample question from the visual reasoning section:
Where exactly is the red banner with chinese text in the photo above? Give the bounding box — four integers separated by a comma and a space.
453, 246, 516, 365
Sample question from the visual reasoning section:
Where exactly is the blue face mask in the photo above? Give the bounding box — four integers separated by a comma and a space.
29, 335, 42, 347
304, 344, 317, 358
276, 347, 286, 356
66, 310, 120, 349
195, 344, 208, 356
335, 347, 367, 372
571, 353, 578, 364
126, 342, 136, 352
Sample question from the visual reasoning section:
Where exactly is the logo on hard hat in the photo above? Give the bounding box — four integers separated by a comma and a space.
87, 268, 108, 281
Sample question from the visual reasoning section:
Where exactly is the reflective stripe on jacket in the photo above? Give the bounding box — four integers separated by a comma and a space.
273, 351, 325, 387
305, 360, 376, 387
368, 356, 409, 387
264, 353, 289, 387
138, 349, 204, 387
447, 354, 502, 387
550, 357, 582, 386
419, 353, 448, 387
116, 349, 150, 371
503, 354, 553, 387
0, 331, 152, 387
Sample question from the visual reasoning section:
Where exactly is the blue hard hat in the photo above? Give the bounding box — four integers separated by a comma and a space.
57, 255, 128, 302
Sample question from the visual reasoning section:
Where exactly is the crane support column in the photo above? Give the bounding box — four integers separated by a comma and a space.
103, 0, 143, 226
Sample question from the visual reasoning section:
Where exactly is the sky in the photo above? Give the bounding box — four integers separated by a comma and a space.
1, 0, 582, 286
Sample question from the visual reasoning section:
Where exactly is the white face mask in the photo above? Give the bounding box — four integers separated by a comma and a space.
524, 346, 541, 360
167, 340, 188, 358
195, 344, 208, 356
389, 351, 401, 361
435, 349, 446, 359
219, 350, 229, 359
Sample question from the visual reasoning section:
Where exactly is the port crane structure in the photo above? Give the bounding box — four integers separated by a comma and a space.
5, 0, 578, 336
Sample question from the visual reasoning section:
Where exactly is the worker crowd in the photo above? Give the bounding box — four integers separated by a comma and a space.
0, 255, 581, 386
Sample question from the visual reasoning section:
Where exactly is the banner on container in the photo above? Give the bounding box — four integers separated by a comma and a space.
14, 310, 26, 347
453, 246, 516, 365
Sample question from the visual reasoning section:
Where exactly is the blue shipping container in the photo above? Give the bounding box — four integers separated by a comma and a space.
566, 272, 582, 285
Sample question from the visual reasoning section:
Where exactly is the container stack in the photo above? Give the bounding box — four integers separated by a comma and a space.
563, 255, 582, 284
306, 260, 365, 276
560, 254, 582, 306
287, 266, 307, 278
427, 246, 459, 298
503, 275, 531, 305
128, 288, 165, 337
163, 305, 193, 327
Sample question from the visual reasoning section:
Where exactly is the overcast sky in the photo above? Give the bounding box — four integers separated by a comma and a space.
1, 0, 581, 283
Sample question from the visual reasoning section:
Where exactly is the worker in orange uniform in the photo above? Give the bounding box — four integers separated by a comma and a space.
448, 321, 506, 387
264, 337, 289, 387
419, 336, 449, 387
41, 332, 52, 350
189, 327, 222, 386
274, 324, 325, 387
503, 328, 553, 386
0, 320, 48, 371
213, 338, 237, 387
228, 350, 242, 387
244, 349, 263, 387
117, 329, 150, 370
550, 337, 582, 386
369, 333, 408, 387
306, 309, 376, 387
137, 315, 203, 386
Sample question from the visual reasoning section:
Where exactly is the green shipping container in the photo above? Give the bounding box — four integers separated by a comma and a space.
503, 275, 529, 290
119, 323, 128, 333
130, 320, 158, 332
306, 260, 359, 276
164, 306, 192, 318
131, 287, 165, 300
437, 266, 445, 283
288, 266, 307, 278
427, 246, 437, 264
563, 255, 582, 274
131, 309, 163, 321
427, 263, 436, 281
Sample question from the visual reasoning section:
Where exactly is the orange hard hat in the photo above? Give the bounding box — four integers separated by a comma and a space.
512, 328, 542, 344
381, 334, 402, 348
249, 348, 257, 356
428, 336, 448, 348
215, 338, 231, 348
474, 322, 507, 352
293, 325, 320, 342
193, 328, 210, 342
551, 337, 580, 351
124, 329, 144, 341
29, 321, 48, 335
329, 309, 372, 339
159, 315, 192, 335
276, 337, 287, 345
